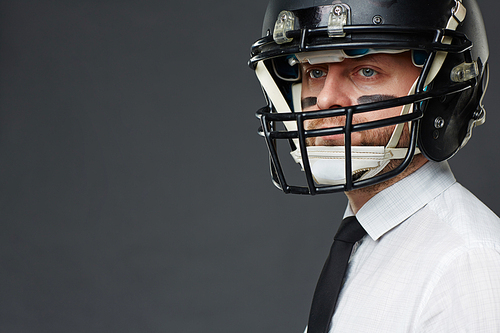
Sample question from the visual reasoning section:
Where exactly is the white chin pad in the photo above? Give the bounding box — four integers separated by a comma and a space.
290, 146, 408, 185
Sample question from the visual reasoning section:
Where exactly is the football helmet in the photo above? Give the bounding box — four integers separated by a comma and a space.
249, 0, 489, 195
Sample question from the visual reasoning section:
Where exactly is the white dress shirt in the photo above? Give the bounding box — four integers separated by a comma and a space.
309, 161, 500, 332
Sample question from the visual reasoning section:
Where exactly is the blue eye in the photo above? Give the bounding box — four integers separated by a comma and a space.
359, 68, 376, 77
309, 69, 326, 79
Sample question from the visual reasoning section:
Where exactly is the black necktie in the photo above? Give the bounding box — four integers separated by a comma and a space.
307, 216, 367, 333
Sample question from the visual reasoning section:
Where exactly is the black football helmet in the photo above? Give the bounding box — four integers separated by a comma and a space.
249, 0, 489, 195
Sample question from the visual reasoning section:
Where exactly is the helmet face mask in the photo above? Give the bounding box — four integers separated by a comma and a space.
250, 0, 489, 195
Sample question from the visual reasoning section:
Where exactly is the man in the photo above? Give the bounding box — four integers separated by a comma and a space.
249, 0, 500, 331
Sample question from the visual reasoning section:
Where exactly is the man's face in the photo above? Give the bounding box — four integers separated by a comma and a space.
300, 51, 422, 147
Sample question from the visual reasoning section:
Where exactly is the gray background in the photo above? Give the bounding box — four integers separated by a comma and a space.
0, 1, 498, 332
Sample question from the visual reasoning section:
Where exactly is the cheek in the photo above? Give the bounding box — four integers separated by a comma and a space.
393, 71, 420, 96
356, 104, 401, 125
359, 124, 396, 146
300, 76, 323, 98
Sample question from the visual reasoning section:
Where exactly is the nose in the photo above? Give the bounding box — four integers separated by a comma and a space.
315, 64, 353, 110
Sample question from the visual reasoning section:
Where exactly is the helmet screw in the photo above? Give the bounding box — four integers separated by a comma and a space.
372, 15, 383, 24
434, 117, 445, 129
333, 5, 344, 16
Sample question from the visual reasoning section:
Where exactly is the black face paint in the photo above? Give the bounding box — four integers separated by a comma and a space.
357, 94, 396, 104
301, 97, 317, 109
300, 94, 396, 110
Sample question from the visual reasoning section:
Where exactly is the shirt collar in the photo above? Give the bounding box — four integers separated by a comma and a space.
343, 161, 456, 241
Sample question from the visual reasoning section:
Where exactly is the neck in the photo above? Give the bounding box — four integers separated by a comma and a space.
345, 155, 428, 214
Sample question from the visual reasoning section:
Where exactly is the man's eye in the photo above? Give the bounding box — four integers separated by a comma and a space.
359, 68, 377, 77
309, 69, 326, 79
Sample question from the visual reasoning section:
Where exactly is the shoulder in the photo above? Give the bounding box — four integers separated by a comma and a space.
415, 246, 500, 332
413, 185, 500, 329
426, 182, 500, 248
